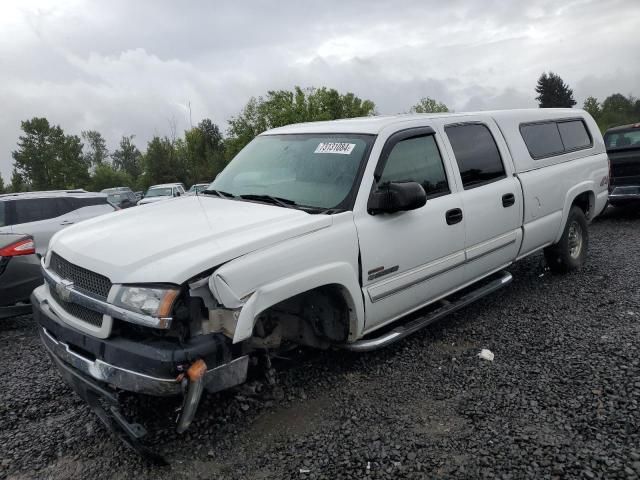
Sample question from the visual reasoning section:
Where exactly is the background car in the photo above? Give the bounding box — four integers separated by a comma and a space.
186, 183, 210, 195
101, 187, 138, 209
137, 183, 185, 205
0, 190, 117, 256
604, 123, 640, 207
134, 191, 143, 201
0, 234, 39, 319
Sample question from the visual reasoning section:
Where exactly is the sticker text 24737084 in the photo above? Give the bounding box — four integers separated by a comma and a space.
314, 142, 356, 155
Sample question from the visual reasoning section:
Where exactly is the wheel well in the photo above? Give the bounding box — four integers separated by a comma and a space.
572, 191, 594, 219
253, 284, 355, 348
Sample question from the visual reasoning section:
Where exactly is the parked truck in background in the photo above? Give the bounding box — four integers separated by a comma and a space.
604, 123, 640, 207
31, 109, 608, 459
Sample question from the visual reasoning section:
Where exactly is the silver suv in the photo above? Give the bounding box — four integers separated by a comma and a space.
0, 190, 117, 256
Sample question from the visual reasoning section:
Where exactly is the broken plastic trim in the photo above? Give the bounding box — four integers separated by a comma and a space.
176, 359, 207, 433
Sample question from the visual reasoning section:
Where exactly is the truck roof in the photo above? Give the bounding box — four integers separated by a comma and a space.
264, 108, 587, 135
0, 190, 107, 201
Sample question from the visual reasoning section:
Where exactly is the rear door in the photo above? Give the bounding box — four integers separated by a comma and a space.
438, 118, 523, 281
10, 197, 74, 256
355, 127, 466, 331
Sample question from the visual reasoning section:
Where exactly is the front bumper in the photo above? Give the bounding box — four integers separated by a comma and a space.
32, 286, 248, 395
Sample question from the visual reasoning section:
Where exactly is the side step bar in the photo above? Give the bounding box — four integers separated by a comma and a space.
344, 270, 513, 352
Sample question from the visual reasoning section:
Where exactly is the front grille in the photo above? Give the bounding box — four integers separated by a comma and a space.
50, 286, 104, 328
49, 252, 112, 299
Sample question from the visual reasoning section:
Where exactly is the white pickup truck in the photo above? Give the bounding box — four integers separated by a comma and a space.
32, 109, 608, 457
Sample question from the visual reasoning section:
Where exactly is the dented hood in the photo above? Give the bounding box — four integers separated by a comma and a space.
48, 195, 332, 284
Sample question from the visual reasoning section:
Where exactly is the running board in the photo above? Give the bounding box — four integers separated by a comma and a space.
344, 270, 513, 352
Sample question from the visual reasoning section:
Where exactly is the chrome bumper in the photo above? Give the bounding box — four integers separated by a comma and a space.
40, 326, 250, 396
609, 186, 640, 200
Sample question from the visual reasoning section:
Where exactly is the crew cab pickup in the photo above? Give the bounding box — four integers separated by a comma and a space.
32, 109, 608, 457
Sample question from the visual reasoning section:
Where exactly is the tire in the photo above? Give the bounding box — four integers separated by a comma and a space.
544, 206, 589, 273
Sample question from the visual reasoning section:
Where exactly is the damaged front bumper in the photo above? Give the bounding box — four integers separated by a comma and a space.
32, 288, 249, 459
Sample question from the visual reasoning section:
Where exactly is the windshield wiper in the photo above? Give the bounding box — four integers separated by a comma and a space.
201, 189, 236, 199
238, 194, 298, 209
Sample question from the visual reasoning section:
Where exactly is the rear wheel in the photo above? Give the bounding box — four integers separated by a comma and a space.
544, 206, 589, 273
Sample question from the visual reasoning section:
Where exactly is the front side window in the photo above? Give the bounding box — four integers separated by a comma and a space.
211, 134, 374, 210
446, 124, 506, 189
379, 134, 449, 198
0, 203, 6, 227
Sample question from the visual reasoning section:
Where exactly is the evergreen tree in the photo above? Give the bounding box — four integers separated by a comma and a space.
535, 72, 576, 108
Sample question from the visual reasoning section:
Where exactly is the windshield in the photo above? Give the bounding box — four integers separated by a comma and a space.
209, 134, 374, 210
145, 187, 173, 197
604, 129, 640, 150
189, 184, 208, 193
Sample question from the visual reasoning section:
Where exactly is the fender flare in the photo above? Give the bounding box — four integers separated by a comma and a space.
554, 181, 595, 243
211, 262, 365, 344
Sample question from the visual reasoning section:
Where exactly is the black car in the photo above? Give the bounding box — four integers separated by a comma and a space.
604, 123, 640, 207
101, 187, 138, 209
0, 234, 39, 319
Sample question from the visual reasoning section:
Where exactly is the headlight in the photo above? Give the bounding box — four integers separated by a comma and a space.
113, 286, 179, 318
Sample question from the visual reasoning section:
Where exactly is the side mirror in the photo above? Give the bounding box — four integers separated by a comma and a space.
368, 181, 427, 215
176, 191, 181, 197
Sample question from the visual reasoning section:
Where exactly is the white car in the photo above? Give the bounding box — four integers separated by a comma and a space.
186, 183, 210, 195
32, 109, 608, 456
137, 183, 185, 205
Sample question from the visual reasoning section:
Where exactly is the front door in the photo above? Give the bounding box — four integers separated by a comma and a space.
355, 128, 465, 332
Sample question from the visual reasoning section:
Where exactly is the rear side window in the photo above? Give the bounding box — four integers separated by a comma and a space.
379, 134, 450, 198
520, 123, 564, 158
521, 119, 592, 159
0, 203, 6, 227
14, 198, 62, 224
557, 120, 591, 151
445, 124, 506, 189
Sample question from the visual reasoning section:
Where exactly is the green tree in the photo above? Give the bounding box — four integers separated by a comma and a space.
410, 97, 449, 113
226, 86, 376, 158
81, 130, 109, 170
10, 169, 26, 193
111, 135, 143, 180
90, 164, 134, 191
583, 96, 601, 120
535, 72, 576, 108
142, 136, 182, 187
12, 117, 89, 190
597, 93, 639, 131
181, 119, 226, 185
0, 174, 5, 194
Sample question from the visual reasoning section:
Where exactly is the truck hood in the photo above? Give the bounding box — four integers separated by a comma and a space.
48, 196, 332, 284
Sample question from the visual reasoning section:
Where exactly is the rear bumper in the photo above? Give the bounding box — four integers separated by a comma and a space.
609, 185, 640, 202
32, 287, 249, 397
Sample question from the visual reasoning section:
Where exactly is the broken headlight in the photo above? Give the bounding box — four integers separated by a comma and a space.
113, 286, 179, 318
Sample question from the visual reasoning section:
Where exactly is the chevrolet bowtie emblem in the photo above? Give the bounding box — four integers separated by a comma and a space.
55, 279, 74, 302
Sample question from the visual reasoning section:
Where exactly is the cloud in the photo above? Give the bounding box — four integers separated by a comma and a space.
1, 0, 639, 180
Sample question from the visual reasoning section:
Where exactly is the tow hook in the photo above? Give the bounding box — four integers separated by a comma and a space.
176, 359, 207, 433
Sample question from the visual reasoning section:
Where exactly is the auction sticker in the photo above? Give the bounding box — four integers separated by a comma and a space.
314, 142, 356, 155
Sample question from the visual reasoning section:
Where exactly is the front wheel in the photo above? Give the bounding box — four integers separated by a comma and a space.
544, 206, 589, 273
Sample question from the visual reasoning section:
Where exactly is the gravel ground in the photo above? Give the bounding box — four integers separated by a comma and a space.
1, 206, 639, 480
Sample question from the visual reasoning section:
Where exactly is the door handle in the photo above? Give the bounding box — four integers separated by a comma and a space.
445, 208, 463, 225
60, 220, 75, 226
502, 193, 515, 208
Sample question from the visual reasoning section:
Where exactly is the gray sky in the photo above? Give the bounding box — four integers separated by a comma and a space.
1, 0, 639, 180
